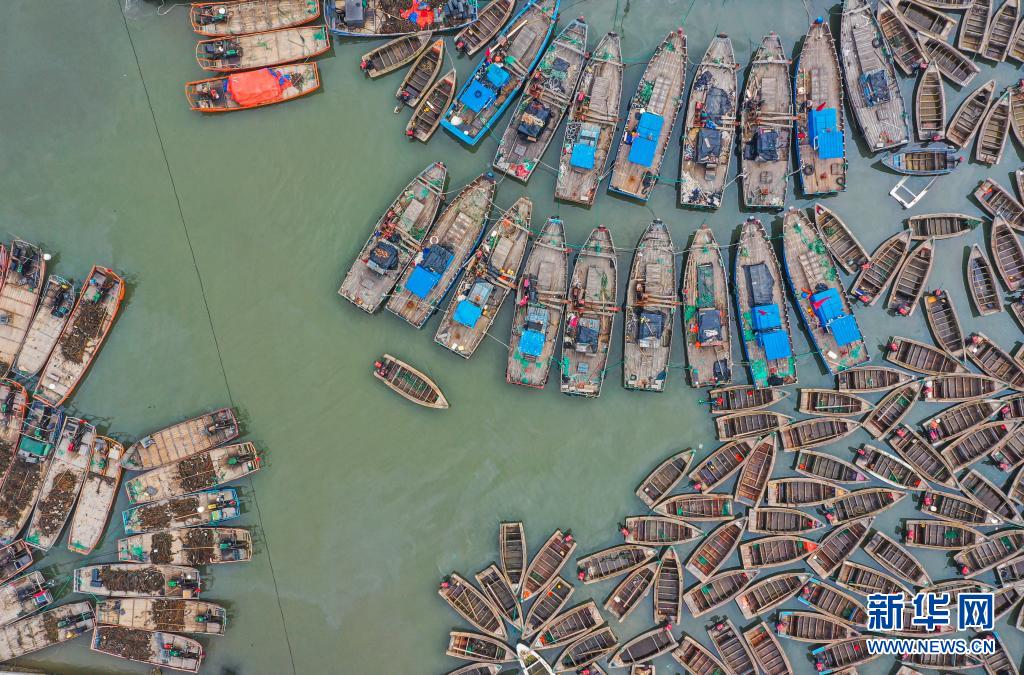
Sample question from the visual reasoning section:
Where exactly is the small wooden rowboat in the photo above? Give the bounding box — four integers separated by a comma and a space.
715, 411, 789, 440
654, 547, 682, 624
476, 564, 522, 631
185, 63, 320, 112
992, 429, 1024, 470
795, 450, 868, 483
813, 204, 869, 275
68, 437, 123, 555
778, 417, 861, 451
914, 64, 945, 141
822, 487, 906, 524
959, 0, 993, 54
981, 0, 1020, 60
453, 0, 515, 57
122, 408, 238, 472
555, 625, 619, 671
372, 354, 447, 409
922, 290, 965, 357
999, 557, 1024, 585
608, 625, 676, 667
905, 518, 983, 550
521, 576, 573, 640
96, 598, 226, 635
91, 626, 203, 673
922, 399, 1001, 446
919, 490, 1002, 525
967, 245, 1001, 316
767, 478, 847, 507
740, 32, 793, 210
864, 531, 930, 585
948, 80, 997, 148
671, 635, 731, 674
954, 529, 1024, 577
707, 618, 757, 675
837, 366, 912, 393
775, 610, 859, 643
635, 448, 695, 508
622, 516, 701, 546
877, 1, 926, 75
124, 442, 260, 505
195, 26, 330, 72
708, 386, 787, 413
917, 33, 979, 87
740, 535, 816, 569
118, 527, 252, 565
887, 425, 957, 487
689, 439, 753, 491
976, 91, 1012, 165
862, 381, 920, 439
734, 436, 776, 506
577, 545, 656, 585
743, 622, 793, 675
736, 572, 809, 618
807, 517, 874, 577
991, 216, 1024, 291
395, 39, 443, 110
747, 507, 825, 534
683, 568, 757, 617
851, 231, 911, 305
895, 0, 957, 37
438, 572, 506, 639
909, 213, 979, 241
191, 0, 320, 36
885, 336, 965, 375
603, 560, 657, 621
447, 631, 515, 663
798, 578, 868, 626
0, 601, 94, 662
499, 522, 525, 594
521, 530, 576, 601
798, 389, 872, 416
621, 220, 676, 392
960, 469, 1021, 523
13, 274, 74, 378
360, 32, 431, 79
74, 564, 200, 598
882, 145, 960, 175
685, 518, 745, 582
900, 652, 984, 671
834, 560, 911, 597
888, 239, 934, 315
966, 333, 1024, 389
653, 493, 734, 521
811, 638, 879, 673
530, 600, 602, 650
406, 70, 456, 142
682, 225, 734, 389
975, 178, 1024, 232
854, 444, 925, 490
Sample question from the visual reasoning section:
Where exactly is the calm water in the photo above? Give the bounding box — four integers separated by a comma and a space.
1, 0, 1023, 672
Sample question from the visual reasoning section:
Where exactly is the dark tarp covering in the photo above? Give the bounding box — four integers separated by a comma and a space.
697, 308, 723, 343
713, 358, 731, 382
755, 128, 779, 161
638, 311, 665, 343
422, 245, 454, 275
697, 128, 723, 164
744, 262, 775, 307
860, 70, 891, 106
703, 86, 732, 120
696, 263, 716, 308
575, 317, 600, 351
367, 240, 399, 274
517, 100, 551, 140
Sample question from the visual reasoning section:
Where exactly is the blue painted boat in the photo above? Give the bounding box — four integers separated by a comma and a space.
881, 142, 961, 175
324, 0, 478, 37
122, 488, 242, 535
793, 18, 847, 195
441, 0, 560, 146
779, 209, 870, 376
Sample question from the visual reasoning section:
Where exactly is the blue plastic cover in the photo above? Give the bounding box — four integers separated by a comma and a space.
638, 311, 665, 341
758, 329, 793, 360
460, 79, 494, 113
810, 288, 843, 325
808, 108, 844, 159
828, 314, 862, 347
751, 304, 781, 332
486, 63, 510, 88
453, 299, 483, 327
570, 143, 596, 169
628, 112, 663, 167
519, 329, 545, 357
406, 265, 441, 299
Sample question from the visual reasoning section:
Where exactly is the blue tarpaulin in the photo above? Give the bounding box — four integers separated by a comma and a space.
570, 143, 596, 169
460, 79, 494, 113
829, 314, 862, 347
406, 265, 441, 299
751, 304, 782, 332
808, 107, 844, 159
519, 329, 545, 357
810, 288, 843, 326
628, 112, 663, 167
453, 299, 483, 327
758, 330, 793, 360
486, 63, 510, 88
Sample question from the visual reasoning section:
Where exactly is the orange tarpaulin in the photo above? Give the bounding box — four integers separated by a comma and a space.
226, 68, 286, 107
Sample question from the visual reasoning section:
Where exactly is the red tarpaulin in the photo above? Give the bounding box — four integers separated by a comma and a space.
227, 69, 286, 107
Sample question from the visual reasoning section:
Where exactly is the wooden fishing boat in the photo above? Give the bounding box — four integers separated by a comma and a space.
118, 527, 252, 566
886, 337, 965, 375
122, 408, 238, 472
980, 633, 1018, 675
435, 198, 531, 358
767, 478, 846, 506
447, 631, 516, 663
74, 564, 200, 598
608, 29, 687, 201
653, 493, 734, 521
922, 290, 965, 357
919, 490, 1002, 525
947, 79, 996, 148
863, 531, 930, 585
918, 33, 979, 87
97, 598, 226, 636
822, 487, 906, 524
0, 241, 43, 377
499, 522, 525, 594
372, 354, 449, 409
740, 32, 793, 209
778, 417, 862, 451
976, 91, 1011, 165
914, 64, 945, 141
811, 638, 879, 674
191, 0, 320, 36
954, 529, 1024, 577
195, 25, 330, 72
991, 217, 1024, 292
1012, 13, 1024, 61
837, 365, 912, 393
683, 568, 757, 617
326, 0, 478, 36
734, 217, 797, 388
685, 518, 745, 582
812, 204, 869, 275
635, 449, 695, 509
998, 555, 1024, 584
393, 38, 444, 111
622, 516, 701, 546
603, 561, 657, 621
521, 530, 575, 601
0, 572, 53, 626
834, 560, 911, 597
554, 32, 623, 206
715, 411, 789, 440
877, 0, 927, 74
798, 391, 872, 417
682, 225, 733, 388
0, 379, 27, 489
924, 398, 1000, 445
795, 450, 868, 483
0, 600, 94, 662
740, 535, 816, 569
708, 386, 785, 413
529, 600, 602, 650
841, 0, 909, 151
476, 564, 523, 631
885, 144, 962, 179
966, 333, 1024, 389
851, 231, 911, 306
506, 217, 568, 389
931, 412, 1008, 463
991, 428, 1024, 470
707, 618, 757, 675
386, 173, 496, 328
671, 635, 731, 674
1001, 392, 1024, 421
900, 651, 983, 671
13, 275, 74, 378
854, 444, 926, 490
776, 610, 859, 643
339, 162, 447, 309
521, 575, 573, 640
576, 545, 656, 585
794, 18, 847, 194
904, 518, 983, 550
888, 240, 934, 315
798, 578, 868, 627
748, 507, 825, 534
406, 70, 457, 141
653, 547, 682, 624
559, 226, 617, 397
360, 32, 431, 79
678, 35, 737, 209
0, 541, 31, 586
807, 517, 874, 577
555, 625, 618, 671
743, 622, 793, 675
960, 468, 1021, 522
124, 442, 260, 506
24, 417, 96, 551
67, 436, 122, 555
975, 178, 1024, 232
453, 0, 515, 57
622, 220, 675, 391
493, 19, 588, 183
981, 0, 1020, 60
968, 245, 1002, 316
737, 572, 809, 618
35, 266, 123, 405
781, 209, 869, 373
441, 0, 560, 147
122, 488, 239, 537
734, 436, 776, 506
688, 439, 753, 491
92, 625, 202, 673
888, 425, 958, 487
960, 0, 993, 53
185, 63, 320, 111
0, 399, 63, 545
608, 626, 676, 667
